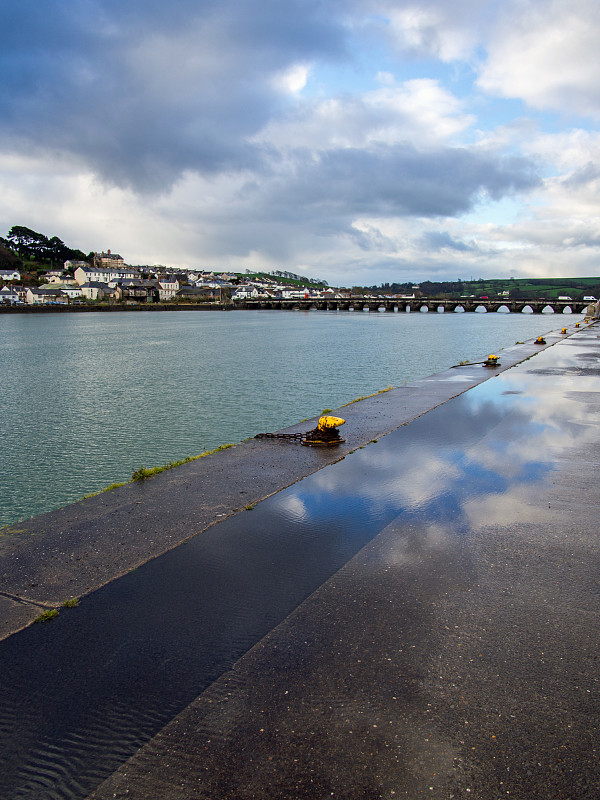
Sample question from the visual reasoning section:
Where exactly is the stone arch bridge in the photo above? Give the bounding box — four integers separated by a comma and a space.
236, 298, 591, 314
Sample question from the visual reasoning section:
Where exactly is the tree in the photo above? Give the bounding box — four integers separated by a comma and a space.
6, 226, 47, 260
0, 241, 22, 268
5, 226, 87, 266
45, 236, 71, 267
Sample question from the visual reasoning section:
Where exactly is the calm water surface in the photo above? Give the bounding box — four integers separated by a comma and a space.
0, 309, 577, 526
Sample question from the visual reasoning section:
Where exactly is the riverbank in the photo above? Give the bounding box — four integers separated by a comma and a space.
0, 302, 233, 312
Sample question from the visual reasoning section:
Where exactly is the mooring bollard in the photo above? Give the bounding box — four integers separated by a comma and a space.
302, 416, 346, 447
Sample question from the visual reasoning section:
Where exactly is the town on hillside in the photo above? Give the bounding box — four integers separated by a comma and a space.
1, 226, 600, 306
0, 251, 355, 307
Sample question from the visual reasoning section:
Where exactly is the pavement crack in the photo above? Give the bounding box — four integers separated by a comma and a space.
0, 591, 51, 608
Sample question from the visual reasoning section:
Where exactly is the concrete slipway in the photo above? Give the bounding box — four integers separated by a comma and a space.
1, 322, 600, 799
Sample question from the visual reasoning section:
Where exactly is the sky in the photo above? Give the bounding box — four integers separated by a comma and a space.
1, 0, 599, 287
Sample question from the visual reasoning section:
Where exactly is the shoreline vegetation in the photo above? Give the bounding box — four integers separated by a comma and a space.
84, 443, 236, 499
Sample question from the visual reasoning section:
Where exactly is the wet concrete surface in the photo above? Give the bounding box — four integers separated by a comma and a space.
0, 327, 564, 639
85, 323, 600, 800
2, 322, 600, 800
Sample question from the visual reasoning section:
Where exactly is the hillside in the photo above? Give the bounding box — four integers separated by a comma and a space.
373, 277, 600, 301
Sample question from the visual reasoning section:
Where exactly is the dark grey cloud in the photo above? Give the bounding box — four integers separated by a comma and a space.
258, 145, 540, 221
179, 143, 539, 267
0, 0, 350, 191
421, 230, 477, 251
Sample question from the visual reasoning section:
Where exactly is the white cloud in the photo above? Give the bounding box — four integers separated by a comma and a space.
272, 63, 311, 94
478, 0, 600, 118
463, 485, 556, 529
382, 3, 479, 62
256, 79, 473, 151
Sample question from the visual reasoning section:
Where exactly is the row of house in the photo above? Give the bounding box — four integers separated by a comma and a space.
0, 256, 346, 306
231, 283, 344, 301
0, 278, 346, 306
17, 280, 224, 305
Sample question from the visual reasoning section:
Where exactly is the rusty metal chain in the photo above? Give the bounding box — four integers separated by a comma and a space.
254, 431, 306, 440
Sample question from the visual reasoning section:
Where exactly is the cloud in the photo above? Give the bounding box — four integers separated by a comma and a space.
271, 145, 539, 222
420, 230, 477, 252
0, 0, 349, 191
256, 79, 475, 150
477, 0, 600, 118
381, 1, 480, 62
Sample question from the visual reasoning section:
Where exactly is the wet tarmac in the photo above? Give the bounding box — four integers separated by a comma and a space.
1, 324, 600, 799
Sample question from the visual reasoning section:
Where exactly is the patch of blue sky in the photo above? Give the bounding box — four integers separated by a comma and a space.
470, 95, 531, 129
311, 61, 475, 97
302, 33, 478, 100
463, 197, 528, 227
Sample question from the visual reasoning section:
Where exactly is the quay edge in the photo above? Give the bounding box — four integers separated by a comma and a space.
0, 321, 592, 641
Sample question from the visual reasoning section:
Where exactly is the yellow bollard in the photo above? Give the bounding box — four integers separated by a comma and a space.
302, 416, 346, 447
484, 354, 500, 367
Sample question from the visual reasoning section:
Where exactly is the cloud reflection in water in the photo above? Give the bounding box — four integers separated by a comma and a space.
270, 353, 600, 548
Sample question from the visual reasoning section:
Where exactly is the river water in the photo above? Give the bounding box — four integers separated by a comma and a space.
0, 308, 578, 527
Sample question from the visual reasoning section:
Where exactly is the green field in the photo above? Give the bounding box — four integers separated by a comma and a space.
374, 277, 600, 300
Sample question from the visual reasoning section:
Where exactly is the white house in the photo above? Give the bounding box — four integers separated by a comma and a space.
74, 265, 140, 285
0, 269, 21, 282
64, 260, 90, 271
158, 276, 180, 301
232, 286, 260, 300
61, 286, 83, 300
80, 282, 112, 300
0, 285, 19, 304
43, 275, 77, 285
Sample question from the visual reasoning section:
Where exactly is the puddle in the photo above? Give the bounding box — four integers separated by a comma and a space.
1, 341, 599, 799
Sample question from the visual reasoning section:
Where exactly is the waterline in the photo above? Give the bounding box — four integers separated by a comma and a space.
0, 310, 578, 526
